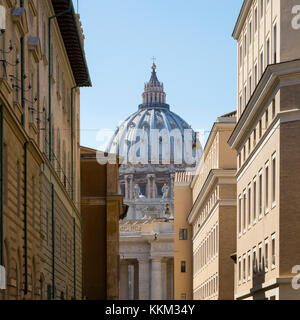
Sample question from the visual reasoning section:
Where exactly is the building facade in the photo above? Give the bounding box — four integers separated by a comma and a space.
0, 0, 91, 300
174, 171, 193, 300
229, 0, 300, 300
188, 113, 237, 300
107, 64, 200, 300
80, 147, 127, 300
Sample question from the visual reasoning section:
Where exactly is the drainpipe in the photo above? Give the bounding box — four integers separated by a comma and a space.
51, 183, 55, 299
23, 141, 28, 295
73, 217, 76, 299
48, 0, 72, 162
0, 104, 4, 266
20, 0, 25, 127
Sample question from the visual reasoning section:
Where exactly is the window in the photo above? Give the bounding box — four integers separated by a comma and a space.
247, 251, 251, 279
265, 164, 269, 211
272, 155, 276, 204
266, 38, 270, 66
238, 257, 242, 282
265, 239, 269, 271
243, 255, 246, 280
248, 138, 251, 155
47, 285, 52, 300
0, 29, 5, 78
56, 57, 60, 94
253, 179, 257, 221
239, 44, 243, 68
14, 48, 20, 103
254, 63, 258, 87
32, 176, 35, 227
259, 120, 262, 138
254, 7, 258, 33
249, 21, 252, 45
271, 234, 276, 267
249, 75, 252, 96
181, 261, 186, 273
42, 21, 47, 56
3, 143, 7, 206
259, 171, 263, 217
179, 229, 188, 240
258, 243, 262, 272
29, 71, 35, 124
253, 129, 256, 147
248, 186, 251, 226
253, 248, 257, 274
244, 85, 247, 107
239, 94, 242, 116
244, 34, 247, 57
260, 51, 264, 76
46, 209, 49, 245
243, 191, 246, 231
17, 161, 20, 216
238, 196, 242, 234
265, 109, 268, 129
272, 99, 276, 119
273, 24, 277, 63
260, 0, 264, 20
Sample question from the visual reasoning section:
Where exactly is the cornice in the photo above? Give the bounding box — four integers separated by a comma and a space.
187, 169, 236, 224
228, 59, 300, 149
190, 121, 236, 189
232, 0, 253, 40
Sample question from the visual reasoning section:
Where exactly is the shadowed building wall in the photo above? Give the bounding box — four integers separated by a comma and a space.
80, 147, 126, 300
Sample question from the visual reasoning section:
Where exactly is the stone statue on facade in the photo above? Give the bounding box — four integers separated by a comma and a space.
161, 183, 169, 199
133, 184, 141, 199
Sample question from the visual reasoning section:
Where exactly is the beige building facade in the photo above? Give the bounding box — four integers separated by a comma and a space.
229, 0, 300, 300
188, 113, 237, 300
174, 172, 193, 300
0, 0, 90, 300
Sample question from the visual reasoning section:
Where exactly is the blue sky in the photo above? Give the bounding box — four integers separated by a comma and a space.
79, 0, 244, 150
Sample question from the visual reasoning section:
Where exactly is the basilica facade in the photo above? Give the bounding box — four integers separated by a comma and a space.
107, 64, 200, 300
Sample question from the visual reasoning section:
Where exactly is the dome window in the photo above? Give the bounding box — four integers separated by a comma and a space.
171, 121, 176, 128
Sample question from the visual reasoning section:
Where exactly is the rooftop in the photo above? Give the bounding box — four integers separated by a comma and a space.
51, 0, 91, 87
